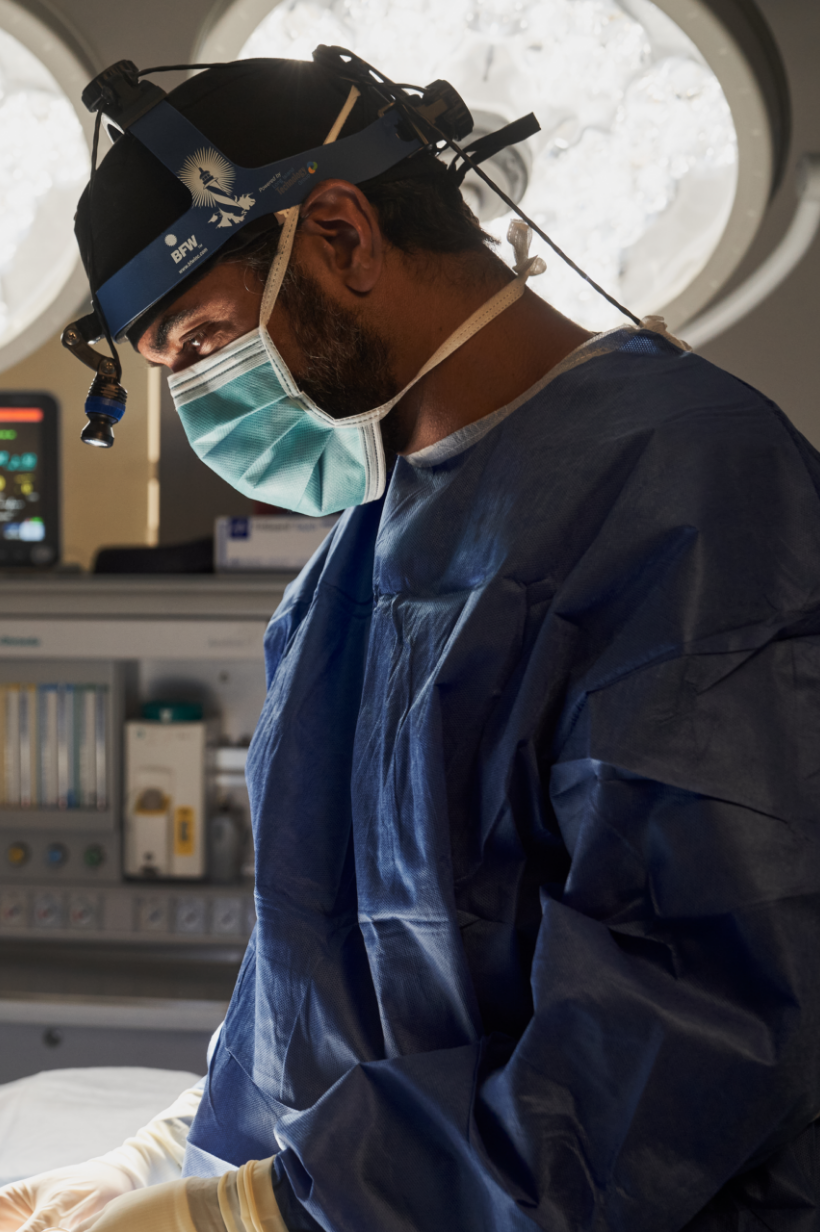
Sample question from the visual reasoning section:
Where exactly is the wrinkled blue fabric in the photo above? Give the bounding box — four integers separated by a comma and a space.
185, 329, 820, 1232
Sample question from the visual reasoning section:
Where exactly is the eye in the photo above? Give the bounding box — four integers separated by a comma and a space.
182, 329, 208, 356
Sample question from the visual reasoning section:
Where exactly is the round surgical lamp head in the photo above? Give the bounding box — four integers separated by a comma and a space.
0, 0, 92, 372
197, 0, 789, 332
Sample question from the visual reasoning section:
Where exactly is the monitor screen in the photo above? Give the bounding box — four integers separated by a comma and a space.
0, 394, 59, 566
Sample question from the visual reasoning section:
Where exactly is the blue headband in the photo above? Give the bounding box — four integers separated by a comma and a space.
95, 99, 422, 339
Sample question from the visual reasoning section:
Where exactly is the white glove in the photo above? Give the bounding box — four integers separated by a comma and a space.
0, 1083, 203, 1232
74, 1158, 287, 1232
97, 1081, 203, 1187
0, 1161, 136, 1232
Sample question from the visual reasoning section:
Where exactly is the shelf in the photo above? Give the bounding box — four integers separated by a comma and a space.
0, 994, 227, 1032
0, 574, 295, 620
0, 576, 298, 659
0, 618, 271, 660
0, 808, 112, 833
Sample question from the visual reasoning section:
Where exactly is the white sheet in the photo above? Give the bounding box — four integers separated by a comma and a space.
0, 1067, 200, 1185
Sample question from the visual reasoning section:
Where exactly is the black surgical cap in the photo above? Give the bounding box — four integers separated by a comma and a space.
74, 56, 443, 344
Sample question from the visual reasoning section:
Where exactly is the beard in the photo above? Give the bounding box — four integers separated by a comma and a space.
278, 261, 402, 423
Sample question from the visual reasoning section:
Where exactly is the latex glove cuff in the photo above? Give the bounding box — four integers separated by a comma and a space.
209, 1161, 286, 1232
80, 1159, 286, 1232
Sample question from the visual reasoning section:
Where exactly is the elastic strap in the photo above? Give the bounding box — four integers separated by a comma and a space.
259, 84, 361, 330
324, 85, 360, 144
639, 314, 692, 352
395, 277, 526, 395
345, 219, 547, 427
259, 207, 299, 324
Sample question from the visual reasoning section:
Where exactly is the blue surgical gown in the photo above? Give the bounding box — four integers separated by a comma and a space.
185, 328, 820, 1231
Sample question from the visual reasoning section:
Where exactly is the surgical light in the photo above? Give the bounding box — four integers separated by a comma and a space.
199, 0, 787, 334
0, 1, 91, 370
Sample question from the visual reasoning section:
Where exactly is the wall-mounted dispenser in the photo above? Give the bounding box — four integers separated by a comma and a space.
124, 702, 208, 880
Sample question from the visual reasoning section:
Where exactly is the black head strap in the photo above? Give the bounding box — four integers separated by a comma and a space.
449, 113, 541, 186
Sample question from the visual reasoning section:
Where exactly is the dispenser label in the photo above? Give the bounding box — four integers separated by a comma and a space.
174, 806, 195, 856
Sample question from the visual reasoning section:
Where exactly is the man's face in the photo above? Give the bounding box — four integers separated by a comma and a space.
137, 249, 400, 420
136, 261, 263, 374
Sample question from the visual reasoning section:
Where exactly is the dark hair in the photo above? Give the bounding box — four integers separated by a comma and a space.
236, 170, 497, 284
363, 170, 494, 255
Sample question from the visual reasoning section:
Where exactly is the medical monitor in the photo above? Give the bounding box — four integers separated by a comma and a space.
0, 393, 59, 566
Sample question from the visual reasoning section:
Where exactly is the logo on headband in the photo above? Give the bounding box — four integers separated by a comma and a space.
178, 148, 256, 230
307, 161, 318, 174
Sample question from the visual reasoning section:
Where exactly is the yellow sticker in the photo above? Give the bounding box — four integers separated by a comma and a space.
174, 806, 195, 856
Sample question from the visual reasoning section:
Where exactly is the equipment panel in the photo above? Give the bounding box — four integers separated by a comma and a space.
0, 881, 255, 944
0, 576, 286, 947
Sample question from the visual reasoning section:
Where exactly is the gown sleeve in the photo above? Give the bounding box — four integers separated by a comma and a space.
267, 386, 820, 1232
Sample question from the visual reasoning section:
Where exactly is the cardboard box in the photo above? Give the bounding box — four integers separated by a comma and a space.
215, 515, 339, 572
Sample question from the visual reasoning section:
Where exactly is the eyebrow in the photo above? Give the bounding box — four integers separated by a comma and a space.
152, 306, 201, 355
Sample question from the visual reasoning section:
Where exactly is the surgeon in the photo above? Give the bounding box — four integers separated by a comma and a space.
4, 47, 820, 1232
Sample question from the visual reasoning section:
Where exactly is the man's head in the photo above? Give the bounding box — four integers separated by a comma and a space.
75, 55, 507, 425
136, 158, 504, 414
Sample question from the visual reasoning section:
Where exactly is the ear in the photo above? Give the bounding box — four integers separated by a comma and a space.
295, 179, 384, 295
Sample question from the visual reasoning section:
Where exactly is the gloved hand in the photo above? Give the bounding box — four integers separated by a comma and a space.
0, 1083, 203, 1232
0, 1161, 135, 1232
75, 1158, 287, 1232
